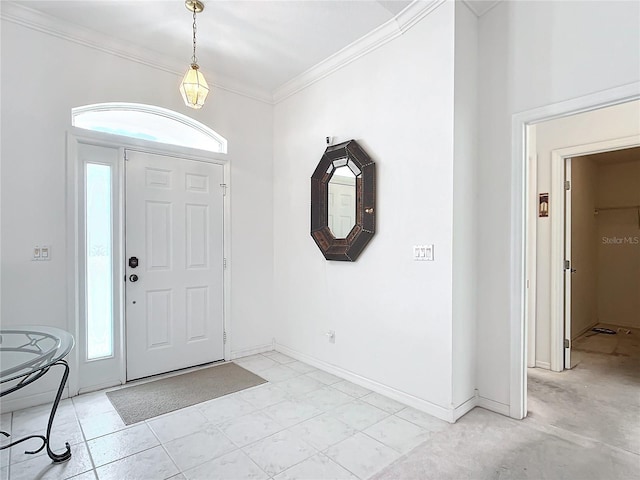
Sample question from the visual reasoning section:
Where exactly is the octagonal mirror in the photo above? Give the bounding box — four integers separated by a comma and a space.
311, 139, 376, 261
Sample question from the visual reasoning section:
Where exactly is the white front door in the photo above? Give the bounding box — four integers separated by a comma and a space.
125, 150, 225, 380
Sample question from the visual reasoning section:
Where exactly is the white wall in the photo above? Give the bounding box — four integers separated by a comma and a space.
477, 0, 640, 407
532, 102, 640, 366
452, 1, 478, 409
0, 19, 274, 407
597, 159, 640, 328
570, 156, 599, 339
273, 2, 459, 419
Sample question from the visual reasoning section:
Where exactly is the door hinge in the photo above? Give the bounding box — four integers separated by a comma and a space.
223, 257, 227, 269
220, 183, 227, 196
564, 259, 570, 270
223, 331, 227, 344
564, 339, 570, 348
564, 180, 571, 190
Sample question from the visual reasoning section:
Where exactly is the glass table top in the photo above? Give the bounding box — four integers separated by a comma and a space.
0, 326, 75, 383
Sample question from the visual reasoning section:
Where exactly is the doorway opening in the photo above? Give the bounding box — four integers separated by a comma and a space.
508, 88, 639, 420
522, 99, 639, 452
525, 100, 639, 373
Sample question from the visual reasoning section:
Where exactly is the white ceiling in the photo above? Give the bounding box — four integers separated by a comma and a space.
3, 1, 499, 100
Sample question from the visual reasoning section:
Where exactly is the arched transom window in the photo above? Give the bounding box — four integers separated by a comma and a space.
72, 103, 227, 153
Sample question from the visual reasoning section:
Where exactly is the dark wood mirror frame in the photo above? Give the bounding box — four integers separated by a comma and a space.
311, 139, 376, 261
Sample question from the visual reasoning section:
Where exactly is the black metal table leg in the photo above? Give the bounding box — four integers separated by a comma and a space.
0, 360, 72, 463
43, 360, 71, 462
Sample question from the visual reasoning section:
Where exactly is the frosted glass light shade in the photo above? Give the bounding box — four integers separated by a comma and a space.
180, 64, 209, 109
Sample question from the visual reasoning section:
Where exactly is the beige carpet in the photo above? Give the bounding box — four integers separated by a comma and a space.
106, 362, 266, 424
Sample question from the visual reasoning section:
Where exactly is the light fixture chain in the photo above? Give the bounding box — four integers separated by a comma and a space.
192, 6, 198, 64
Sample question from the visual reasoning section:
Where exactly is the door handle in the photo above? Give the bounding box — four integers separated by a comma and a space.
129, 274, 139, 282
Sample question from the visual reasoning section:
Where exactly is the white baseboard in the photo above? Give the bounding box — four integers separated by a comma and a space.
571, 322, 598, 341
78, 379, 122, 396
231, 343, 273, 360
275, 343, 457, 423
477, 395, 511, 416
534, 360, 551, 370
453, 395, 478, 421
0, 388, 70, 414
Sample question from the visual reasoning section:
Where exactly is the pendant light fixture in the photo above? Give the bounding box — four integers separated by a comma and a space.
180, 0, 209, 109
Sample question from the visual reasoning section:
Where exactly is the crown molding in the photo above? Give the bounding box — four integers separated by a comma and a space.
272, 0, 445, 104
0, 1, 274, 104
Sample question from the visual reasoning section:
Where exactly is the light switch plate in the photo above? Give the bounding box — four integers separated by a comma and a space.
33, 245, 51, 261
413, 244, 434, 261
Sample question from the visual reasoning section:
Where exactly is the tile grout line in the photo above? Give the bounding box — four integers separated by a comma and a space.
231, 381, 401, 479
76, 400, 169, 475
164, 417, 241, 477
71, 397, 98, 479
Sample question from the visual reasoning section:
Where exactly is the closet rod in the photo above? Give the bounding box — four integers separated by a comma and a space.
593, 205, 640, 228
593, 205, 640, 212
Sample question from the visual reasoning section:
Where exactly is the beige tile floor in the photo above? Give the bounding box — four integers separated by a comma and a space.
0, 352, 447, 480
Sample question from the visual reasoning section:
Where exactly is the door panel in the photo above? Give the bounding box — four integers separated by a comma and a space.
147, 201, 172, 269
186, 204, 209, 268
125, 150, 224, 380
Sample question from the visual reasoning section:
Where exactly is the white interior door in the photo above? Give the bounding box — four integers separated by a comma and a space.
125, 150, 224, 380
564, 157, 572, 369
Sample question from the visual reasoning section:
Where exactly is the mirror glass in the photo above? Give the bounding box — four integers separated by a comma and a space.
328, 165, 356, 238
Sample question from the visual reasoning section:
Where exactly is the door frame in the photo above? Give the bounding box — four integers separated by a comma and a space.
66, 127, 231, 395
547, 137, 640, 372
510, 81, 639, 420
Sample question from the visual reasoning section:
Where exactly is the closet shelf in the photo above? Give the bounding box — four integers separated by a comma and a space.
593, 205, 640, 228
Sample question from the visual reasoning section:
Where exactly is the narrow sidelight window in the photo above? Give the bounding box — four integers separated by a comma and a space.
85, 163, 114, 359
